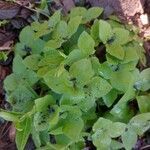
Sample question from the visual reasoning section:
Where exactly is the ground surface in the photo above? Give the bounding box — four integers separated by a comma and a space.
0, 0, 150, 149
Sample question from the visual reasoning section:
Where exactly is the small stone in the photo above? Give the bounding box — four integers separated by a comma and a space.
140, 14, 149, 25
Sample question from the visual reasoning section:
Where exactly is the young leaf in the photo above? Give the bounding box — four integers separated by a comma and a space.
70, 7, 87, 18
99, 20, 113, 43
16, 117, 32, 150
84, 7, 103, 22
44, 69, 74, 94
88, 76, 112, 98
69, 58, 94, 86
65, 49, 84, 65
68, 16, 82, 38
91, 19, 100, 45
0, 110, 20, 122
113, 28, 130, 45
53, 20, 68, 39
106, 44, 125, 60
19, 26, 34, 45
35, 95, 55, 112
48, 10, 61, 28
78, 31, 95, 56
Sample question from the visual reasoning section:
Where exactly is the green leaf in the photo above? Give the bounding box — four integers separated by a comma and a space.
110, 70, 133, 92
63, 117, 84, 141
31, 126, 41, 148
88, 76, 112, 98
121, 127, 137, 150
48, 10, 61, 28
4, 74, 19, 92
106, 44, 125, 60
30, 38, 45, 54
31, 21, 50, 38
129, 113, 150, 135
13, 55, 26, 74
78, 31, 95, 56
137, 95, 150, 113
110, 140, 124, 150
45, 39, 64, 49
84, 7, 103, 22
35, 95, 55, 112
44, 69, 74, 94
110, 80, 135, 120
69, 58, 94, 86
34, 112, 50, 131
140, 68, 150, 91
103, 89, 118, 107
68, 16, 82, 38
99, 20, 113, 43
98, 62, 113, 79
19, 26, 34, 45
16, 117, 32, 150
109, 122, 126, 138
113, 28, 130, 45
0, 52, 7, 61
123, 44, 139, 63
70, 7, 87, 18
92, 130, 111, 150
65, 49, 84, 65
91, 19, 100, 45
23, 54, 41, 70
93, 117, 112, 131
38, 50, 64, 67
0, 110, 20, 122
53, 20, 68, 39
8, 85, 37, 112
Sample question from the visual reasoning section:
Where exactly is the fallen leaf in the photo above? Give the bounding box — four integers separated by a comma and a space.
0, 30, 16, 46
0, 1, 20, 20
9, 124, 16, 142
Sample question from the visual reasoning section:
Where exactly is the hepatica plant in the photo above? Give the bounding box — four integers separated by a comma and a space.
0, 7, 150, 150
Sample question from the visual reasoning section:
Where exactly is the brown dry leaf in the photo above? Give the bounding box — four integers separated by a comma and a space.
0, 1, 20, 20
0, 41, 13, 51
60, 0, 75, 13
9, 124, 16, 142
0, 30, 16, 47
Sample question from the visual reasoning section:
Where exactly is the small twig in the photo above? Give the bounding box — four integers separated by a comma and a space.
141, 145, 150, 150
0, 122, 8, 138
13, 1, 50, 19
0, 47, 11, 51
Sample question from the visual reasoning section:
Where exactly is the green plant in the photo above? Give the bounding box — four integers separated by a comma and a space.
0, 7, 150, 150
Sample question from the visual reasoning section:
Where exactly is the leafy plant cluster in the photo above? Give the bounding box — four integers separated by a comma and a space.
0, 7, 150, 150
